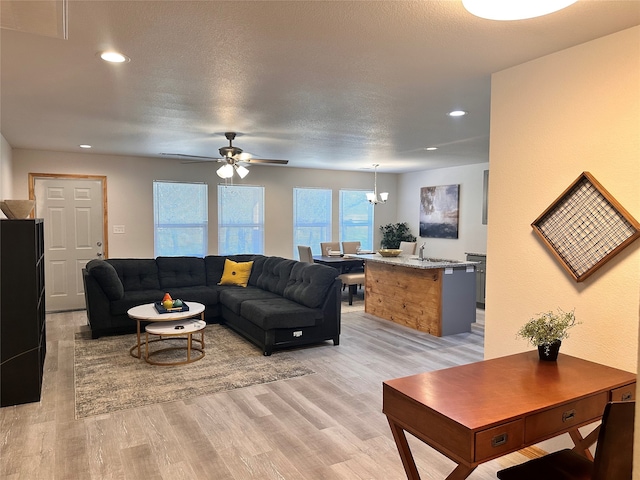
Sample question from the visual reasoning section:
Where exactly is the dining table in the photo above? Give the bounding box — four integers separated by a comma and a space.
312, 254, 366, 274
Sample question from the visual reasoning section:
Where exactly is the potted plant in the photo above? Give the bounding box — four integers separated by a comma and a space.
516, 308, 579, 361
379, 222, 416, 249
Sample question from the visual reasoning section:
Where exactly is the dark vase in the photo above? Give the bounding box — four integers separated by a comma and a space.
538, 340, 562, 361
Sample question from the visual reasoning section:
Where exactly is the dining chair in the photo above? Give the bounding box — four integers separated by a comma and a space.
341, 241, 361, 254
320, 242, 340, 256
297, 245, 314, 264
399, 241, 417, 255
496, 400, 635, 480
338, 272, 365, 305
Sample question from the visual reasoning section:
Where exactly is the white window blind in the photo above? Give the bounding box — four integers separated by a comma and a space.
218, 184, 264, 255
153, 181, 208, 257
293, 187, 332, 257
339, 189, 374, 251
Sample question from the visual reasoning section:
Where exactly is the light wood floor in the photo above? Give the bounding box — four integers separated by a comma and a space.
1, 307, 532, 479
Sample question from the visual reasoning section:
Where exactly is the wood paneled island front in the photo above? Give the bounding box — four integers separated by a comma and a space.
358, 254, 477, 336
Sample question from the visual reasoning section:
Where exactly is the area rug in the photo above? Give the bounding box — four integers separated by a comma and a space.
74, 324, 315, 418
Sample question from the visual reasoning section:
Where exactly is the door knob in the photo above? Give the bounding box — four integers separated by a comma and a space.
97, 252, 103, 257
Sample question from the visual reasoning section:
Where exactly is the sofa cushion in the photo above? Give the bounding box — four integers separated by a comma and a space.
283, 262, 338, 308
110, 290, 165, 316
218, 259, 254, 287
107, 259, 161, 291
157, 256, 206, 288
86, 259, 124, 300
240, 297, 322, 329
164, 286, 220, 307
219, 286, 281, 315
244, 255, 266, 286
256, 257, 296, 295
204, 256, 227, 285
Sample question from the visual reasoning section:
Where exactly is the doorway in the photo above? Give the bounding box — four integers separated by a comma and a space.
29, 173, 108, 312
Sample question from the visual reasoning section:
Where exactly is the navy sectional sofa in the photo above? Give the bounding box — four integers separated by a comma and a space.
82, 254, 341, 355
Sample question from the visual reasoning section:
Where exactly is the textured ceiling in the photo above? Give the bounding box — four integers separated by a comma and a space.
2, 1, 639, 173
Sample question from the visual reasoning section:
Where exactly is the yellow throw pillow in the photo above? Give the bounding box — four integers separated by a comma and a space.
218, 259, 254, 287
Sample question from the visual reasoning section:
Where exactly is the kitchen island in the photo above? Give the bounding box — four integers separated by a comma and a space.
354, 254, 477, 336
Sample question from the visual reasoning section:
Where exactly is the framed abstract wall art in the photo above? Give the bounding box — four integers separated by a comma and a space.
419, 184, 460, 239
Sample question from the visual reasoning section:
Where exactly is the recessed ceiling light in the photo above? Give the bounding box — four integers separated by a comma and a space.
462, 0, 577, 21
99, 51, 130, 63
448, 110, 467, 117
79, 144, 92, 149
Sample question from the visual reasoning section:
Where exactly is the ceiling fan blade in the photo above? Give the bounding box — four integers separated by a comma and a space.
160, 153, 226, 164
243, 158, 289, 165
160, 153, 222, 161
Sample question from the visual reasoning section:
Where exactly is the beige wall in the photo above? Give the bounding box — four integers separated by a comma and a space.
485, 26, 640, 371
486, 26, 640, 461
10, 149, 398, 259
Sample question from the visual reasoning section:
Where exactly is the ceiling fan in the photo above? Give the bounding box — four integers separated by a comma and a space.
160, 132, 289, 179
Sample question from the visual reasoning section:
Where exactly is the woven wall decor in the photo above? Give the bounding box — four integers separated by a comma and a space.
531, 172, 640, 282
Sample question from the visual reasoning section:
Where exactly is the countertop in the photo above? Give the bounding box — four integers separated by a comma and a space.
346, 253, 478, 270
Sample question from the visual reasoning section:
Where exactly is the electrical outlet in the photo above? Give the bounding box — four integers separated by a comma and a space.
113, 225, 125, 234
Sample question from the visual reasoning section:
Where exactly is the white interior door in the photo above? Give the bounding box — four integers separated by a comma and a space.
34, 177, 105, 312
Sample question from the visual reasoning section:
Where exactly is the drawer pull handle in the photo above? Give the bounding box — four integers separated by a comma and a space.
491, 433, 508, 447
621, 392, 633, 401
562, 409, 576, 422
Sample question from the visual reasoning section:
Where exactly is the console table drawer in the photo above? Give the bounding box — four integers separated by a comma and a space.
611, 383, 635, 401
525, 391, 608, 443
475, 419, 524, 462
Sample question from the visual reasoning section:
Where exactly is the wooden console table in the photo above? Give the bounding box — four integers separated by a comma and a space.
383, 351, 636, 480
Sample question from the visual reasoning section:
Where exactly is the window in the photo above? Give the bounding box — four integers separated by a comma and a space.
340, 189, 374, 251
293, 188, 332, 257
218, 184, 264, 255
153, 181, 208, 257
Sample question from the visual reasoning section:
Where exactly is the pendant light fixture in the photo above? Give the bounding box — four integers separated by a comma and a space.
462, 0, 577, 21
366, 164, 388, 205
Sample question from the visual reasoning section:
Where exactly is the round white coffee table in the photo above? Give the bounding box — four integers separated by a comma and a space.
127, 301, 205, 360
145, 318, 206, 365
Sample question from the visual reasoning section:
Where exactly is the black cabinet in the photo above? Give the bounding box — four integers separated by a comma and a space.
1, 219, 46, 407
466, 253, 486, 309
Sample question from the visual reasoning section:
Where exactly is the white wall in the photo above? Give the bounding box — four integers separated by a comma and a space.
397, 162, 489, 261
0, 133, 14, 214
11, 149, 397, 258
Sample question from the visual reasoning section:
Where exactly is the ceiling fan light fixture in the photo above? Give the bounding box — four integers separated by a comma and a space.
234, 164, 250, 179
216, 164, 234, 179
462, 0, 578, 20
